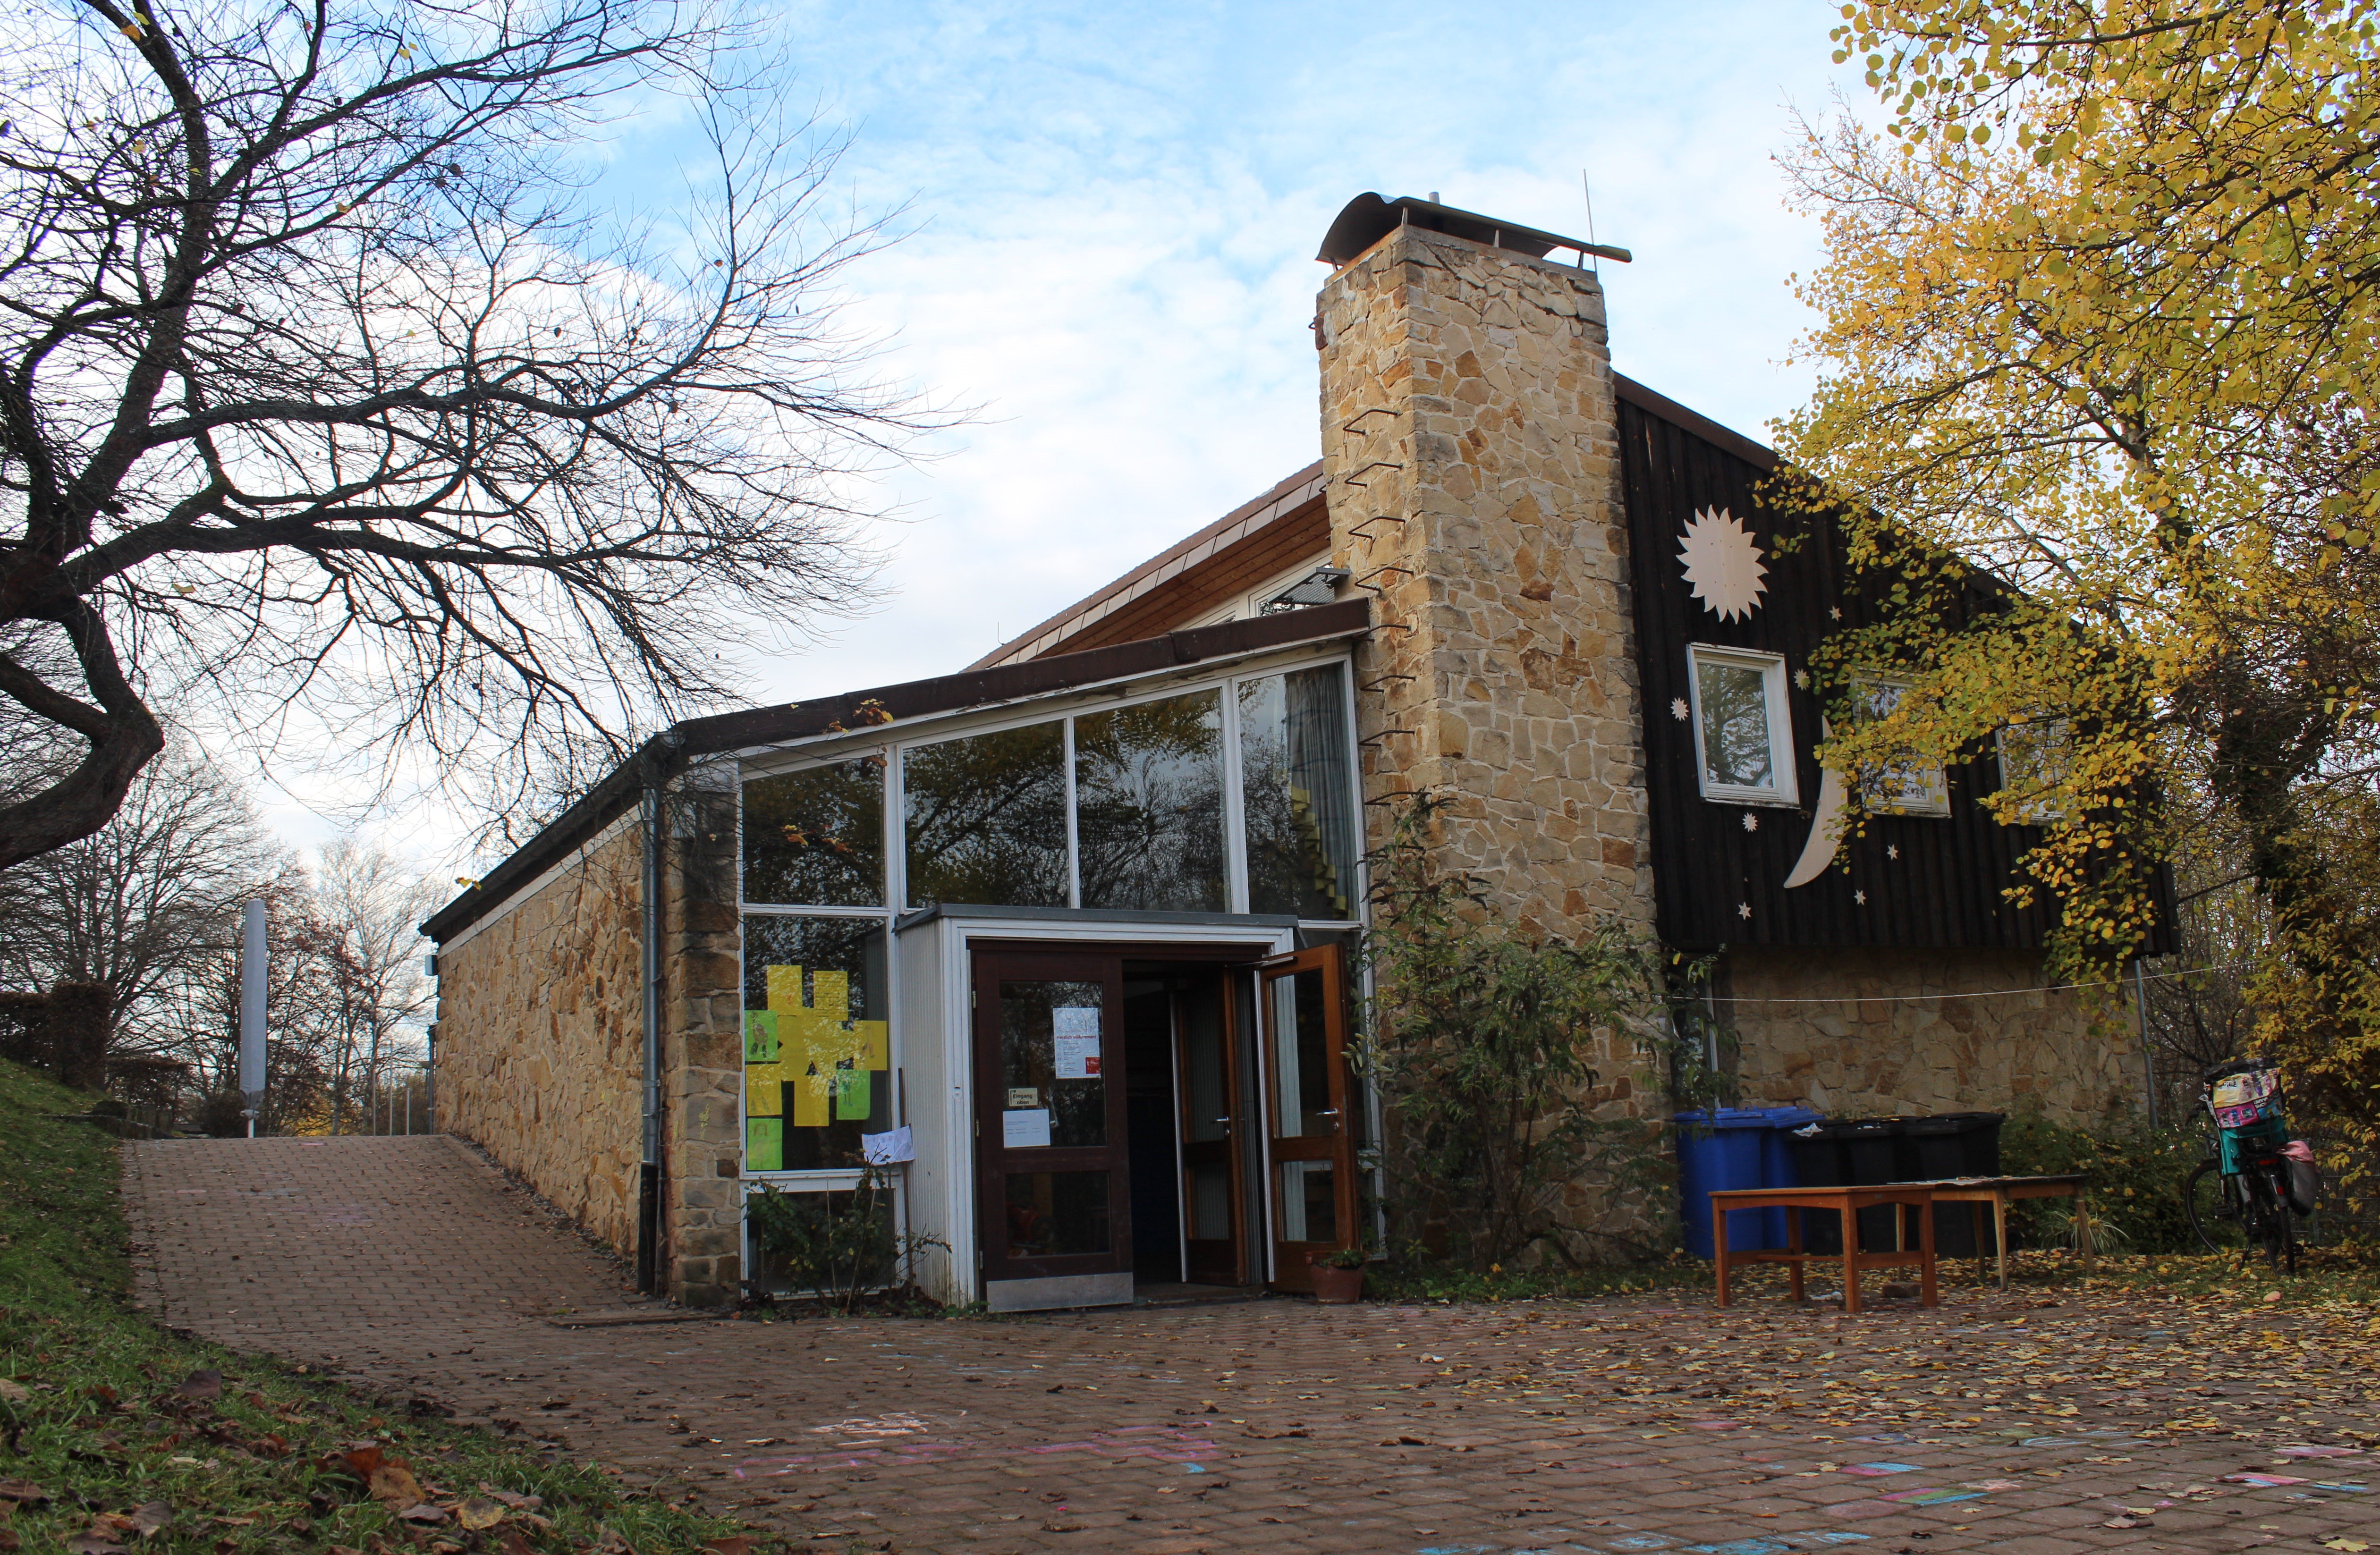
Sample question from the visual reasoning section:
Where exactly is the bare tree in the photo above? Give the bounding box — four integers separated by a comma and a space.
313, 836, 438, 1132
0, 735, 280, 1041
0, 0, 918, 872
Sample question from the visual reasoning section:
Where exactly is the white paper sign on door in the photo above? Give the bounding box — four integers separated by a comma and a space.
1001, 1108, 1052, 1149
1052, 1006, 1101, 1037
1054, 1034, 1102, 1080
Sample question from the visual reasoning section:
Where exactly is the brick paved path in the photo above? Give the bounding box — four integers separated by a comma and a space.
125, 1138, 2379, 1555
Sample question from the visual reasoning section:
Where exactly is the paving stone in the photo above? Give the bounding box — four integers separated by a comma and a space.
123, 1137, 2374, 1553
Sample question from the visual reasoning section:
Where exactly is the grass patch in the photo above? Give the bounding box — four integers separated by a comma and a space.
0, 1058, 763, 1554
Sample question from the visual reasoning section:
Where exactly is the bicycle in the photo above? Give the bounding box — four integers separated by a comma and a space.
2182, 1059, 2320, 1272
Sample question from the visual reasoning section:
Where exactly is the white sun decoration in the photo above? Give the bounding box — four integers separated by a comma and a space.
1678, 507, 1769, 622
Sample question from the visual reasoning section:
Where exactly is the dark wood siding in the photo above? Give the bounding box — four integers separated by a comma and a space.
1618, 386, 2070, 952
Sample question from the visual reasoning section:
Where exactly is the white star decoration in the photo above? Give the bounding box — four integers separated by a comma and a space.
1887, 844, 1900, 861
1678, 507, 1769, 622
1742, 813, 1758, 832
1830, 606, 1843, 621
1855, 889, 1868, 905
1737, 901, 1753, 920
1671, 696, 1690, 721
1793, 668, 1810, 690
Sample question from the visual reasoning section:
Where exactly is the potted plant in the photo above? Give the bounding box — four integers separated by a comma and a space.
1308, 1245, 1367, 1304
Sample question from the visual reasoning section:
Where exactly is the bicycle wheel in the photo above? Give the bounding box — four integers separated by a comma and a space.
2184, 1160, 2247, 1253
2255, 1166, 2299, 1274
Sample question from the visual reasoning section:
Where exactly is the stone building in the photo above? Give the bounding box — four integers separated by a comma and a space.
423, 193, 2146, 1310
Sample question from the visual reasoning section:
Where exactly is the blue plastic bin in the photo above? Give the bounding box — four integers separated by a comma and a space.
1675, 1107, 1825, 1258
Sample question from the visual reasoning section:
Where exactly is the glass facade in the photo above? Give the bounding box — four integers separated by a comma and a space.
743, 758, 884, 907
736, 656, 1360, 1185
901, 722, 1069, 909
1074, 689, 1227, 912
1240, 667, 1360, 920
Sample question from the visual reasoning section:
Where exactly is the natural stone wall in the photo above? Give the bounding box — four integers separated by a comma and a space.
1316, 225, 1654, 946
1720, 946, 2139, 1125
431, 777, 751, 1310
432, 824, 645, 1255
659, 778, 746, 1307
1317, 224, 1667, 1258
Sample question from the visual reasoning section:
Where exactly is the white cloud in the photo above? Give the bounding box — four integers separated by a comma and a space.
252, 0, 1862, 883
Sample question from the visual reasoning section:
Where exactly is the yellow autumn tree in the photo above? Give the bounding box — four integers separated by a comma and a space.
1776, 0, 2380, 1228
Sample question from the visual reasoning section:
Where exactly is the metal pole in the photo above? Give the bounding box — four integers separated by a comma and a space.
2134, 958, 2157, 1127
238, 901, 268, 1136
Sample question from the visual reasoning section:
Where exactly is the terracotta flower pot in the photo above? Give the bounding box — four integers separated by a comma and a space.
1308, 1257, 1364, 1304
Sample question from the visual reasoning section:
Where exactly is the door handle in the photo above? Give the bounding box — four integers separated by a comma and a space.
1213, 1117, 1232, 1124
1316, 1108, 1340, 1116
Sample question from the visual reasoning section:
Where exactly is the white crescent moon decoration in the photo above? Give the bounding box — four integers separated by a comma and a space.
1678, 507, 1769, 622
1785, 718, 1846, 889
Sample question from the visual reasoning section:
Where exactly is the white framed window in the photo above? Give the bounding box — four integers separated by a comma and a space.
1686, 644, 1799, 807
1994, 717, 2071, 824
1848, 677, 1950, 817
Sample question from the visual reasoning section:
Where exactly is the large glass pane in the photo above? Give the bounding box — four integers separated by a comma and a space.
1277, 1161, 1337, 1243
1076, 690, 1227, 912
1240, 667, 1359, 920
743, 758, 885, 907
1269, 968, 1335, 1137
999, 979, 1107, 1148
902, 723, 1068, 908
1005, 1172, 1112, 1257
1696, 657, 1776, 791
741, 918, 890, 1173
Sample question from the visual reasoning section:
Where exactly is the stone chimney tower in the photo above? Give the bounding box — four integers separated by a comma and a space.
1314, 194, 1652, 941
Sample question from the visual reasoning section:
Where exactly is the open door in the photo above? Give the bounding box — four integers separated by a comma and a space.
972, 951, 1133, 1308
1259, 945, 1358, 1292
1174, 971, 1245, 1286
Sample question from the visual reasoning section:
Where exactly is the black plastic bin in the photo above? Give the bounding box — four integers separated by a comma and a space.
1840, 1119, 1906, 1251
1785, 1120, 1856, 1254
1787, 1112, 2007, 1256
1894, 1111, 2005, 1256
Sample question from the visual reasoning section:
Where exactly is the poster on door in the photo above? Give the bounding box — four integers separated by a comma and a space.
1053, 1006, 1101, 1080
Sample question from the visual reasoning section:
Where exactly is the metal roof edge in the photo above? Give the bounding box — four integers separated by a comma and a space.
966, 463, 1328, 671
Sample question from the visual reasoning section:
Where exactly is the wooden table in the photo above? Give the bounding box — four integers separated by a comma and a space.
1709, 1184, 1938, 1313
1902, 1173, 2093, 1289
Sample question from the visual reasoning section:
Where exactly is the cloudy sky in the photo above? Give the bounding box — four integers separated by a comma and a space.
263, 0, 1860, 877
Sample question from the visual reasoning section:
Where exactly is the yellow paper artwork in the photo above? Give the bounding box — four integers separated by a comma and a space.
752, 963, 889, 1130
745, 1062, 785, 1118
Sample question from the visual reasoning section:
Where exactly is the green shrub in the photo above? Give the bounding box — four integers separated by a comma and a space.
1997, 1107, 2204, 1253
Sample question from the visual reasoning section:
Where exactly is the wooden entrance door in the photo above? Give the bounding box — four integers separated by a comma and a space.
972, 951, 1133, 1290
1259, 945, 1359, 1291
1174, 971, 1245, 1286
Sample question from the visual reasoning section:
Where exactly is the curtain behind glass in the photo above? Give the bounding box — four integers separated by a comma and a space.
1075, 690, 1226, 912
1240, 667, 1359, 920
902, 723, 1069, 908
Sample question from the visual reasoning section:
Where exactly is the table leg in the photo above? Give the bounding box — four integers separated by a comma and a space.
1842, 1221, 1862, 1315
1993, 1195, 2010, 1290
1714, 1202, 1732, 1308
2075, 1190, 2095, 1275
1916, 1195, 1938, 1307
1787, 1206, 1804, 1303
